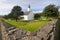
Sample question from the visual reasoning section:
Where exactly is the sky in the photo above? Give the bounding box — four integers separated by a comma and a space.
0, 0, 60, 15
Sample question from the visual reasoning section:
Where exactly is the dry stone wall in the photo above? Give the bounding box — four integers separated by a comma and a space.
0, 19, 58, 40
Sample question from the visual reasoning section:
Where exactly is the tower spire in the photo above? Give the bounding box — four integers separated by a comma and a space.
28, 4, 30, 8
28, 4, 31, 11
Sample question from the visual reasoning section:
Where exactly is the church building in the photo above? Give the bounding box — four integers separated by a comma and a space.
20, 5, 34, 20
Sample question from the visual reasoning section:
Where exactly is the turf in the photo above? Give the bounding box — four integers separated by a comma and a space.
3, 19, 49, 32
3, 17, 55, 32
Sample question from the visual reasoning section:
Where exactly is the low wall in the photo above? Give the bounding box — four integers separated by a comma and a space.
1, 19, 58, 40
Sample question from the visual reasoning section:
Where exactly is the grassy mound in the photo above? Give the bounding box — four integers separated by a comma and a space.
3, 17, 54, 32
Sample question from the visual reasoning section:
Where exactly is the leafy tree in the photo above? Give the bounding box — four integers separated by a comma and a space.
34, 13, 41, 19
3, 15, 8, 19
8, 6, 24, 21
43, 4, 59, 18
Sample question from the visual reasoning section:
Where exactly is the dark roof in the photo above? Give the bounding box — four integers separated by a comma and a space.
24, 11, 31, 15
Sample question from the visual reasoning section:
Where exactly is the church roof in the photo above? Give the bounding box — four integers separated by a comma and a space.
24, 11, 31, 15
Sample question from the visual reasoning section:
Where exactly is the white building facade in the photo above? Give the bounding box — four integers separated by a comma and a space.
21, 5, 34, 20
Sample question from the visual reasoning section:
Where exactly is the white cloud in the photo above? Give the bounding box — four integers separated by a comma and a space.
0, 0, 6, 2
0, 0, 60, 15
0, 3, 15, 15
0, 0, 16, 15
0, 4, 14, 9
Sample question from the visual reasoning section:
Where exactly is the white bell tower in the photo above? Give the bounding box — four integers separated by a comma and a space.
27, 5, 31, 12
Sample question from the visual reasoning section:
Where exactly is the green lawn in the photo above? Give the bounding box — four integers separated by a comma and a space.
3, 17, 54, 32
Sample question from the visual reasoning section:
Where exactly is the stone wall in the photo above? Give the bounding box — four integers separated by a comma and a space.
1, 19, 58, 40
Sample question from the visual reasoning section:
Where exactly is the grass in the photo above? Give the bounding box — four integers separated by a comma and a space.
3, 17, 54, 32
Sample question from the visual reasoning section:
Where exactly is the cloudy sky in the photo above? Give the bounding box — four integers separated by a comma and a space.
0, 0, 60, 15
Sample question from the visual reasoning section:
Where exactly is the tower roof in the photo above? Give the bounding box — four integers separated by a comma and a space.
27, 4, 31, 12
28, 4, 30, 8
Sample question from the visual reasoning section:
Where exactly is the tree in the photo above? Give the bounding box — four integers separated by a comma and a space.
3, 15, 8, 19
8, 6, 24, 21
43, 4, 59, 18
34, 13, 41, 19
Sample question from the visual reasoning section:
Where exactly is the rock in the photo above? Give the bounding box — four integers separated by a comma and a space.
22, 36, 41, 40
1, 19, 58, 40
